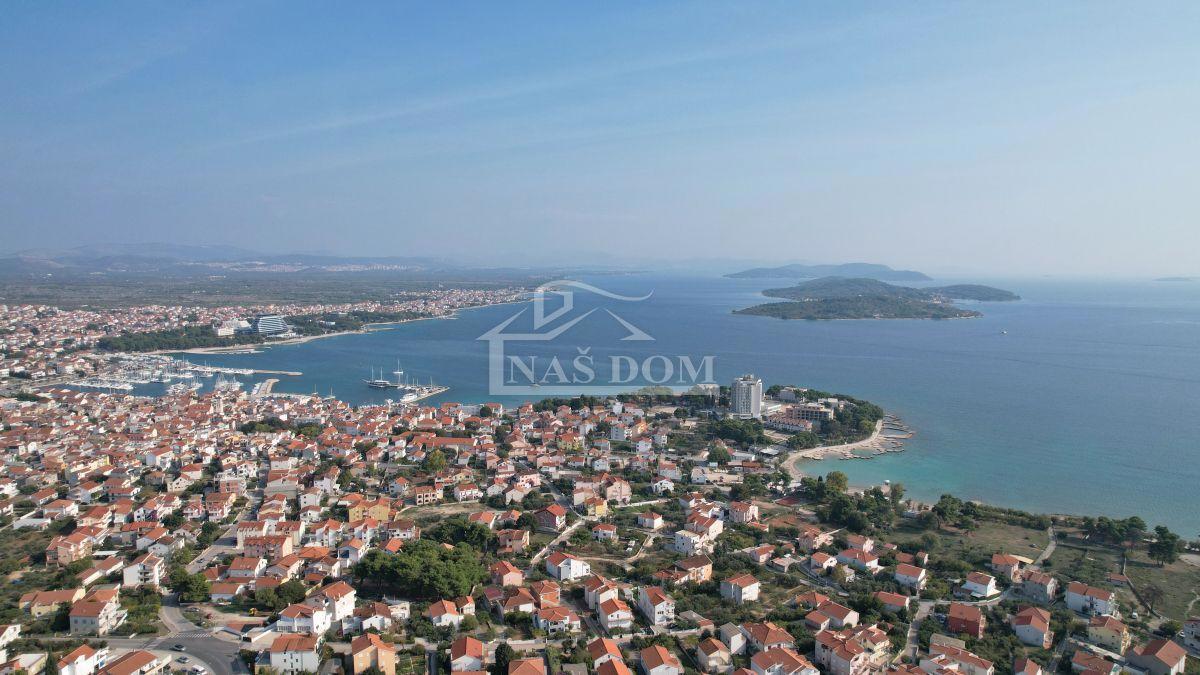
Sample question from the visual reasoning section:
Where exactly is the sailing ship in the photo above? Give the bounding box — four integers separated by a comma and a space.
364, 361, 407, 389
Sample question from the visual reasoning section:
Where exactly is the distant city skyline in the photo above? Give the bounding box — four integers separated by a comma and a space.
2, 3, 1198, 276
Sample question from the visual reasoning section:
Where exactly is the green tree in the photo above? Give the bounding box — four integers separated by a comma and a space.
425, 450, 448, 474
169, 566, 211, 602
492, 644, 516, 675
1123, 517, 1147, 551
352, 540, 486, 600
825, 471, 849, 495
277, 580, 308, 605
786, 432, 821, 450
1147, 526, 1182, 566
731, 474, 766, 501
707, 446, 731, 465
426, 517, 496, 550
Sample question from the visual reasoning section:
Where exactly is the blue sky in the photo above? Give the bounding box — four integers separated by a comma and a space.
2, 2, 1198, 275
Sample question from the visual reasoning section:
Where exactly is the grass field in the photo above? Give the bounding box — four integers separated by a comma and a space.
1047, 533, 1200, 621
888, 520, 1049, 567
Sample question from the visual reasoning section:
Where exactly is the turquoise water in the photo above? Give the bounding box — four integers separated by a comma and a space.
169, 275, 1200, 533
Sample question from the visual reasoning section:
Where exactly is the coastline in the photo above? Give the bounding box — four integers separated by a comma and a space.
782, 417, 910, 481
165, 297, 531, 355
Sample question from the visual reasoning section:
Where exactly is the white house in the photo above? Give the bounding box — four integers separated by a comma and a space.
276, 604, 331, 635
638, 586, 675, 626
720, 574, 761, 605
428, 599, 463, 629
894, 563, 927, 590
751, 648, 819, 675
546, 551, 591, 581
57, 644, 109, 675
639, 645, 682, 675
599, 598, 634, 633
962, 572, 999, 598
306, 580, 356, 622
269, 634, 321, 674
450, 636, 485, 672
1065, 581, 1117, 616
121, 553, 164, 588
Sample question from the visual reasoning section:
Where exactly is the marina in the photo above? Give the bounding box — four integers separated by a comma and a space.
363, 361, 449, 403
70, 354, 301, 392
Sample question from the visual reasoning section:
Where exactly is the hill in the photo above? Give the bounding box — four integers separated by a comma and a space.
925, 284, 1020, 301
727, 262, 931, 281
735, 298, 980, 320
736, 276, 1018, 320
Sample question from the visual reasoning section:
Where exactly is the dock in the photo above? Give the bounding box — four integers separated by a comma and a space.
251, 378, 279, 398
386, 384, 449, 406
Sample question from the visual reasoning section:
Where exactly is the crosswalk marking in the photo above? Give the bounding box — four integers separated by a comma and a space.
151, 630, 216, 642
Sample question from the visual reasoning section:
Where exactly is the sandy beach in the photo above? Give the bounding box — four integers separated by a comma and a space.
782, 417, 911, 481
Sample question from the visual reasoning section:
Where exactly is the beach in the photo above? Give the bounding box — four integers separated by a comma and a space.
782, 416, 911, 481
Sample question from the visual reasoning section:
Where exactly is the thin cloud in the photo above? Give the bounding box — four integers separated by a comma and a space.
213, 25, 861, 149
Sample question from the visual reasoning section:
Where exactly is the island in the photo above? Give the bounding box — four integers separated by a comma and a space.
734, 276, 1019, 320
726, 262, 932, 281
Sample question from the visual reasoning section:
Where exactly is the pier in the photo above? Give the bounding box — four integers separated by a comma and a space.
251, 378, 279, 398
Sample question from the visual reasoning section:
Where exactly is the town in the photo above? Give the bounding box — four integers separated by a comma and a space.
0, 287, 524, 388
0, 371, 1194, 675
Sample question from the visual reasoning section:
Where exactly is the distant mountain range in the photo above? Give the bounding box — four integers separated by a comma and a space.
726, 262, 932, 281
0, 243, 600, 284
734, 276, 1019, 320
0, 243, 450, 275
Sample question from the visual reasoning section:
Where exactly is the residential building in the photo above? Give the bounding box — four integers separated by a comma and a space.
269, 634, 321, 674
350, 633, 396, 675
1125, 639, 1188, 675
1065, 582, 1117, 616
638, 586, 675, 626
948, 603, 986, 639
731, 375, 763, 420
1086, 615, 1130, 653
721, 574, 761, 605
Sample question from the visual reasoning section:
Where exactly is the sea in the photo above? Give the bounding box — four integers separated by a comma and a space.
145, 274, 1200, 533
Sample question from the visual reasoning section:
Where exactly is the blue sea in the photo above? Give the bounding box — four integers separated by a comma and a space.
157, 274, 1200, 533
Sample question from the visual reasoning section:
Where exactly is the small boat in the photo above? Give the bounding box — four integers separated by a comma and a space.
1000, 330, 1008, 335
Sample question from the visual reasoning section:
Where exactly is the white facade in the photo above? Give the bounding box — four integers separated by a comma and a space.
731, 375, 764, 419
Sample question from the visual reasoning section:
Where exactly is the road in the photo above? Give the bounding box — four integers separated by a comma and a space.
156, 594, 250, 675
1034, 526, 1057, 566
187, 487, 263, 574
33, 633, 244, 675
528, 516, 590, 570
904, 600, 935, 661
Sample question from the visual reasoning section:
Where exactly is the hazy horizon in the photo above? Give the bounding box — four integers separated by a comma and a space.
3, 3, 1199, 276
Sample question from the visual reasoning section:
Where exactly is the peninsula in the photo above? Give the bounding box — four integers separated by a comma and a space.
735, 276, 1019, 320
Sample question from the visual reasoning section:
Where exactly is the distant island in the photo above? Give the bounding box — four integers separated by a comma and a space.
1155, 276, 1195, 282
734, 276, 1019, 320
726, 262, 931, 282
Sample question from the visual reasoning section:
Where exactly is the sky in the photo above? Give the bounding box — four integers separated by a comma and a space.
1, 2, 1198, 276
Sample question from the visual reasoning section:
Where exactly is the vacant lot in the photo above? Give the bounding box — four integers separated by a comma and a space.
889, 520, 1049, 566
403, 501, 483, 527
1046, 536, 1200, 621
